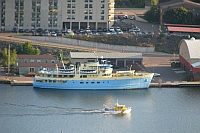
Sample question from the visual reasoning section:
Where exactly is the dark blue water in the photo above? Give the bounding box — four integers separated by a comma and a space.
1, 84, 200, 133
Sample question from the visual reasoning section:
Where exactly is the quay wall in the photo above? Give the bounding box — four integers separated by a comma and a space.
15, 36, 155, 53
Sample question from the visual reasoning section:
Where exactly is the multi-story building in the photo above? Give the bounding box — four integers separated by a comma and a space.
0, 0, 115, 31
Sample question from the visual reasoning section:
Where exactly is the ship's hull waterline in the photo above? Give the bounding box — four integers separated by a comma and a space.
33, 75, 153, 90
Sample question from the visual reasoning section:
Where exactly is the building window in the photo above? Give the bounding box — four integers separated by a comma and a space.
72, 10, 75, 14
89, 16, 92, 20
101, 4, 104, 8
67, 0, 71, 2
85, 4, 88, 8
67, 4, 71, 8
89, 10, 92, 14
84, 16, 88, 20
101, 0, 105, 2
51, 60, 55, 63
24, 59, 27, 63
84, 10, 88, 14
89, 4, 93, 8
29, 67, 35, 72
72, 4, 75, 8
101, 16, 104, 20
37, 60, 41, 63
72, 15, 75, 19
89, 0, 93, 2
67, 15, 71, 19
101, 10, 104, 14
67, 10, 71, 14
72, 0, 76, 2
85, 0, 88, 2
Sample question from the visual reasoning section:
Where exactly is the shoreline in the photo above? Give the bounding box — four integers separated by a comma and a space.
1, 76, 200, 88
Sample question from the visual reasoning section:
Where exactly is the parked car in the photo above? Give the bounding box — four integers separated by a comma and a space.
129, 16, 135, 20
115, 27, 121, 32
97, 27, 102, 32
67, 29, 72, 33
51, 32, 57, 36
106, 31, 111, 35
129, 28, 140, 32
123, 15, 128, 19
121, 27, 127, 32
111, 31, 117, 35
44, 31, 50, 36
117, 30, 123, 34
24, 29, 30, 33
19, 29, 24, 33
142, 31, 148, 35
103, 28, 108, 32
85, 28, 91, 33
109, 27, 115, 32
57, 32, 63, 36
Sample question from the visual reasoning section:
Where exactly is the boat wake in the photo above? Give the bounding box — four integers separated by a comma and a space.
1, 103, 104, 117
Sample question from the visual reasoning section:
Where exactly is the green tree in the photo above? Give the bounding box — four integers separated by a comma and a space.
2, 48, 8, 67
2, 48, 17, 67
33, 47, 40, 55
130, 0, 146, 8
115, 0, 123, 7
18, 41, 40, 55
23, 41, 33, 54
163, 7, 194, 24
10, 49, 17, 67
144, 5, 160, 23
190, 0, 200, 3
151, 0, 158, 5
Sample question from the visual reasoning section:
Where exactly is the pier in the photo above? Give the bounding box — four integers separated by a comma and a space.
0, 78, 200, 87
150, 81, 200, 87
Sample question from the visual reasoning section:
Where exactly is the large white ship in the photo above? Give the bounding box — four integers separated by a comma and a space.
33, 60, 153, 90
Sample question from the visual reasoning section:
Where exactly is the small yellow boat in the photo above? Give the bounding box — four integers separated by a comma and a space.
103, 101, 132, 114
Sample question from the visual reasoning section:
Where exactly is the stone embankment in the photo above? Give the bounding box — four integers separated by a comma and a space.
0, 34, 191, 55
67, 35, 188, 54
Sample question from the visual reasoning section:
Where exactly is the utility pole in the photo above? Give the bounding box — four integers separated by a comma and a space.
159, 5, 162, 32
8, 44, 10, 76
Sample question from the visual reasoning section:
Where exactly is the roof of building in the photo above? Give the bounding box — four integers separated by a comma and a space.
167, 26, 200, 33
191, 61, 200, 67
180, 38, 200, 58
70, 52, 142, 59
17, 54, 57, 60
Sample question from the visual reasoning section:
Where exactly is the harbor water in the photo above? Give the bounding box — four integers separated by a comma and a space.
1, 84, 200, 133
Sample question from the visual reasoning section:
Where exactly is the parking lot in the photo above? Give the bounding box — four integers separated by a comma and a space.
143, 53, 182, 83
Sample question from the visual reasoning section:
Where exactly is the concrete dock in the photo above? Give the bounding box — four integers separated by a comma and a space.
1, 78, 200, 87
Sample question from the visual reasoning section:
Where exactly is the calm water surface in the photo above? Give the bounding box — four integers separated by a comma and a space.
1, 84, 200, 133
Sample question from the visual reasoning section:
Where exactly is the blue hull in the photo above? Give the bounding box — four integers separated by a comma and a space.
33, 77, 152, 90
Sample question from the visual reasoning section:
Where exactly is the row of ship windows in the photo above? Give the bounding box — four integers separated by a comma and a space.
42, 74, 110, 78
42, 75, 95, 78
36, 80, 109, 84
